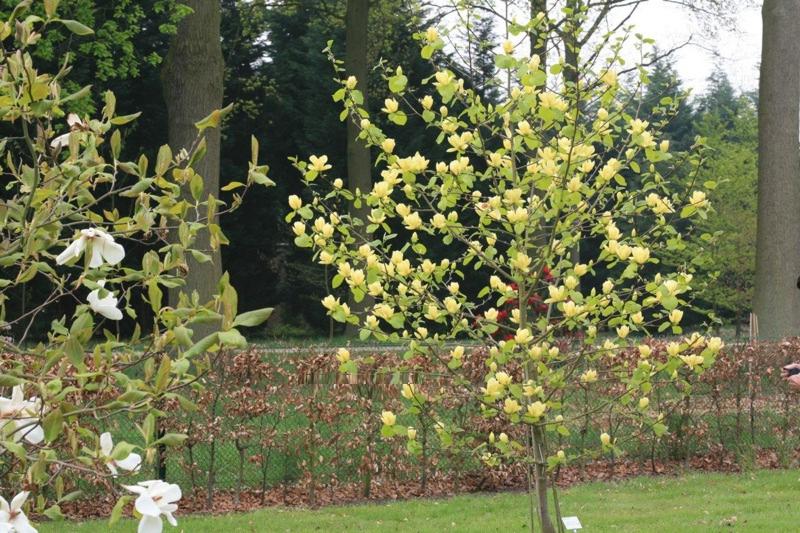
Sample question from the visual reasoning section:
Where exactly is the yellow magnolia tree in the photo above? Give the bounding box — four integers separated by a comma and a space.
289, 11, 719, 533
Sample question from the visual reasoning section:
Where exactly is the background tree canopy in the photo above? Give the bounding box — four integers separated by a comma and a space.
7, 0, 757, 339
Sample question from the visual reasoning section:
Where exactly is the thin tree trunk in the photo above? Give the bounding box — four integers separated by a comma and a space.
754, 0, 800, 341
530, 0, 547, 69
345, 0, 372, 334
162, 0, 225, 338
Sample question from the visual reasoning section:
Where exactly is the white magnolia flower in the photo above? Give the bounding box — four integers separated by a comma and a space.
100, 432, 142, 476
50, 113, 86, 150
56, 228, 125, 268
124, 480, 181, 533
0, 387, 43, 445
0, 491, 37, 533
87, 281, 123, 321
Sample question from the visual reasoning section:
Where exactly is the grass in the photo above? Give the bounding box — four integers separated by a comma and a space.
39, 469, 800, 532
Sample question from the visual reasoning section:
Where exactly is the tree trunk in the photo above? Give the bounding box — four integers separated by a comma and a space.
530, 0, 547, 69
754, 0, 800, 341
162, 0, 225, 337
345, 0, 372, 333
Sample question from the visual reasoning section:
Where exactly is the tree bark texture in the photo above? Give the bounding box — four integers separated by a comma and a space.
162, 0, 225, 328
754, 0, 800, 341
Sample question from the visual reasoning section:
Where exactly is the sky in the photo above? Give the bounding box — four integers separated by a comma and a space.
625, 2, 761, 95
436, 0, 762, 97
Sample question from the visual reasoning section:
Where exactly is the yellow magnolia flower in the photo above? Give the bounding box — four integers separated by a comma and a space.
666, 341, 681, 357
381, 138, 396, 153
403, 212, 423, 230
606, 223, 621, 240
539, 91, 568, 111
484, 308, 499, 321
484, 377, 504, 399
616, 325, 630, 338
631, 246, 650, 265
345, 75, 358, 89
527, 401, 547, 419
502, 39, 514, 55
545, 285, 569, 303
336, 348, 350, 363
669, 309, 683, 324
602, 280, 614, 294
690, 190, 709, 207
381, 411, 396, 426
580, 369, 598, 384
516, 120, 533, 136
503, 398, 522, 415
639, 397, 650, 409
680, 354, 704, 369
401, 383, 416, 400
511, 253, 532, 272
616, 244, 632, 261
288, 195, 302, 210
425, 27, 438, 42
382, 98, 399, 114
292, 222, 306, 236
562, 301, 583, 318
638, 344, 652, 358
407, 427, 417, 440
600, 432, 612, 446
309, 154, 332, 172
321, 295, 339, 311
515, 328, 533, 344
601, 69, 617, 86
631, 311, 644, 325
450, 345, 464, 359
707, 336, 724, 353
495, 371, 512, 386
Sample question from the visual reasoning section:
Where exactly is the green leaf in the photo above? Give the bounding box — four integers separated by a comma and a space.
388, 74, 408, 93
110, 441, 138, 461
153, 433, 188, 447
218, 328, 247, 348
57, 19, 94, 36
109, 496, 131, 526
184, 332, 219, 358
155, 144, 172, 177
0, 374, 23, 387
232, 308, 274, 328
195, 103, 234, 132
43, 408, 63, 443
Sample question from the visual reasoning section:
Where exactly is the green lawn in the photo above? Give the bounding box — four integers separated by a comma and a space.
38, 469, 800, 532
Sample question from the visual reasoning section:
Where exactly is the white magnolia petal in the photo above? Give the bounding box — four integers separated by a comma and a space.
9, 492, 27, 513
88, 245, 105, 268
138, 514, 163, 533
134, 494, 161, 517
10, 387, 23, 405
11, 512, 36, 533
66, 113, 82, 127
87, 290, 123, 321
0, 497, 9, 514
164, 511, 178, 527
122, 485, 147, 495
116, 453, 142, 472
106, 462, 119, 477
0, 523, 12, 533
158, 484, 181, 505
22, 423, 44, 445
100, 432, 114, 456
99, 239, 125, 265
50, 132, 71, 150
55, 238, 86, 265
